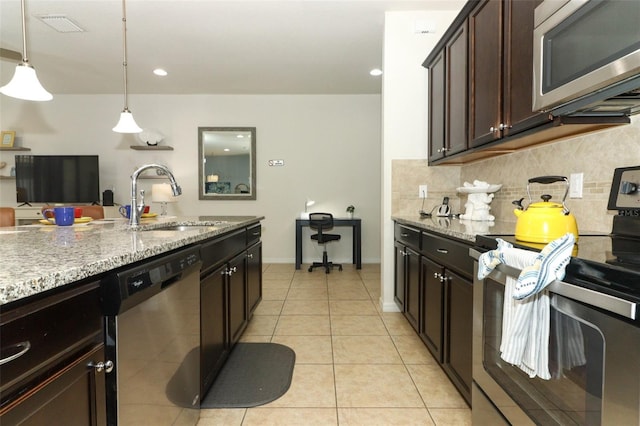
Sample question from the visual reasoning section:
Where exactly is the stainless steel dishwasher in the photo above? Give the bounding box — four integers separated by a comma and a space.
101, 246, 202, 426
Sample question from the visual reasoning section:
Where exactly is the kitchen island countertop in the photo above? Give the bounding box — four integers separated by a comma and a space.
0, 215, 263, 306
392, 214, 518, 242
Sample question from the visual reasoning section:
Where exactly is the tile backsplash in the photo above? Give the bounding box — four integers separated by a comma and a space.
393, 115, 640, 233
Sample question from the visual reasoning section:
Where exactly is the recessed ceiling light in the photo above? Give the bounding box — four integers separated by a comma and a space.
370, 68, 383, 76
237, 134, 244, 138
153, 68, 168, 76
223, 148, 230, 152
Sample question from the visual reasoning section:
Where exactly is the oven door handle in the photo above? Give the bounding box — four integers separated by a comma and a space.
470, 248, 637, 320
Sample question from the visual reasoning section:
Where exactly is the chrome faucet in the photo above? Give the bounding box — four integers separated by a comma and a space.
129, 164, 181, 228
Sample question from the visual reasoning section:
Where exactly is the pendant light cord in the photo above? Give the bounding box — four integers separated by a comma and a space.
20, 0, 29, 64
121, 0, 130, 111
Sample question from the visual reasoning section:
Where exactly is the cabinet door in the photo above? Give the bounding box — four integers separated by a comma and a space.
228, 253, 248, 345
502, 0, 548, 137
446, 21, 469, 156
404, 247, 421, 332
420, 257, 444, 362
394, 241, 406, 309
469, 0, 502, 148
428, 49, 446, 163
201, 264, 228, 395
0, 345, 106, 426
444, 270, 473, 403
246, 242, 262, 318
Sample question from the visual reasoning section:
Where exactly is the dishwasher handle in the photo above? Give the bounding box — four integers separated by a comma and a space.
470, 248, 637, 320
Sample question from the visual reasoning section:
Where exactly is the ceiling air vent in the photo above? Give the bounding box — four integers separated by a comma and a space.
37, 15, 85, 33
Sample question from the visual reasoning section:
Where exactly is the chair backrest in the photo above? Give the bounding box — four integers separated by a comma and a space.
309, 213, 334, 233
0, 207, 15, 227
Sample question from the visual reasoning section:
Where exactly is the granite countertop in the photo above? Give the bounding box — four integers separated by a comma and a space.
0, 215, 263, 306
392, 214, 518, 242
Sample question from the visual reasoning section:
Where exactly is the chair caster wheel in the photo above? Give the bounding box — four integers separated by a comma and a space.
308, 267, 313, 272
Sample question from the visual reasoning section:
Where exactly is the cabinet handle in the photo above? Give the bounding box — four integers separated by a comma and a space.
222, 266, 238, 276
440, 274, 447, 283
436, 248, 448, 254
400, 233, 409, 237
252, 232, 260, 236
434, 272, 439, 278
89, 360, 114, 373
490, 123, 512, 132
247, 253, 254, 259
0, 341, 31, 365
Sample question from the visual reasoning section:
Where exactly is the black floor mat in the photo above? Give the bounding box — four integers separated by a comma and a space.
200, 342, 296, 408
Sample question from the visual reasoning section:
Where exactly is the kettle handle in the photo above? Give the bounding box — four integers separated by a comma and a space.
528, 176, 567, 185
526, 175, 570, 214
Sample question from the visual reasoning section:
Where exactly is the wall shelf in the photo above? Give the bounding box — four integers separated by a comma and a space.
129, 146, 173, 151
0, 147, 31, 151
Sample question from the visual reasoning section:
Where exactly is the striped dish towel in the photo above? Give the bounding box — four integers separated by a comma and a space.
477, 233, 576, 380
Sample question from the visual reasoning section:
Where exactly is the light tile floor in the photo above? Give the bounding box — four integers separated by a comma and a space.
198, 263, 471, 426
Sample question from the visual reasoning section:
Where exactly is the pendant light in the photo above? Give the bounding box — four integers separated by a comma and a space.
0, 0, 53, 101
113, 0, 142, 133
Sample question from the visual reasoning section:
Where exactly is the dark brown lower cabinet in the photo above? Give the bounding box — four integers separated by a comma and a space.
246, 242, 263, 318
228, 253, 248, 345
201, 264, 228, 396
0, 344, 106, 426
444, 270, 473, 402
420, 257, 445, 362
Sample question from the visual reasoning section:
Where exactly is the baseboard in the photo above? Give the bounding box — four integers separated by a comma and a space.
381, 300, 401, 312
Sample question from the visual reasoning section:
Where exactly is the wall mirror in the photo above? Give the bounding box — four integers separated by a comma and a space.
198, 127, 256, 200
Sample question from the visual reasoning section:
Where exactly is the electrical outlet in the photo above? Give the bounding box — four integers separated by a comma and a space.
569, 173, 583, 198
419, 185, 428, 198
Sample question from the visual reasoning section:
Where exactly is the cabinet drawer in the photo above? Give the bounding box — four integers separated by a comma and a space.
421, 232, 473, 279
395, 224, 421, 250
0, 281, 102, 405
200, 229, 246, 274
247, 224, 261, 246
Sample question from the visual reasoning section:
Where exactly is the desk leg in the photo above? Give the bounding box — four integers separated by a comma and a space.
353, 221, 361, 269
295, 222, 302, 270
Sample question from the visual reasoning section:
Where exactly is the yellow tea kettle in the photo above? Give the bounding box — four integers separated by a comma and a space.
513, 176, 579, 243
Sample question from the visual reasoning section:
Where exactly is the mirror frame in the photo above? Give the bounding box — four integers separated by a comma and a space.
198, 127, 256, 200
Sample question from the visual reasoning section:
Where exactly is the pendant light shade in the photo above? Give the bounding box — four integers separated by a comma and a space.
0, 0, 53, 101
113, 109, 142, 133
113, 0, 142, 133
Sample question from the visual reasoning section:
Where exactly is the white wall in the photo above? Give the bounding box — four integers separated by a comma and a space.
0, 94, 382, 264
381, 8, 462, 311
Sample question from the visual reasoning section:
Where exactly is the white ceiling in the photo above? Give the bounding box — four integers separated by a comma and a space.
0, 0, 463, 95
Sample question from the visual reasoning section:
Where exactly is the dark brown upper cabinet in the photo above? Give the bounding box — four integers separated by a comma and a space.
469, 0, 547, 148
428, 22, 469, 163
423, 0, 629, 165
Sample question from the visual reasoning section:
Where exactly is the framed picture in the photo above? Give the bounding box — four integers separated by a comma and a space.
1, 131, 16, 148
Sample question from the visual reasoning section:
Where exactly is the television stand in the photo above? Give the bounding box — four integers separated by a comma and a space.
17, 202, 33, 207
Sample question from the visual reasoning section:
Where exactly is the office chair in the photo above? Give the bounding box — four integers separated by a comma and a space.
308, 212, 343, 273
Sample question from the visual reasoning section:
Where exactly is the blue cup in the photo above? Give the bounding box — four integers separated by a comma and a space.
43, 207, 75, 226
119, 205, 131, 219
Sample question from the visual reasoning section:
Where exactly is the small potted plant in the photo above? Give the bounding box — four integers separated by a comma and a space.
346, 205, 355, 219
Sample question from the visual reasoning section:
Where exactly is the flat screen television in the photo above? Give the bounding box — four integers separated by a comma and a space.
15, 155, 100, 204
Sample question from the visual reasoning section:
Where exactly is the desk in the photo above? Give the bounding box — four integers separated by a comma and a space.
295, 217, 361, 269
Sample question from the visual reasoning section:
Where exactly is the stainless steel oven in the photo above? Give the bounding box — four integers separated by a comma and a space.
533, 0, 640, 115
471, 247, 640, 425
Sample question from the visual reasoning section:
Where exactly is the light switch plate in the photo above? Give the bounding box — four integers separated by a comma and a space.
569, 173, 583, 198
419, 185, 428, 198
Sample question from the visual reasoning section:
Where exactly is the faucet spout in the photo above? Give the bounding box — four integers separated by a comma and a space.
129, 164, 181, 228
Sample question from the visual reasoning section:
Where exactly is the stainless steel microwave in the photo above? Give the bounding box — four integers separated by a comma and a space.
533, 0, 640, 116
